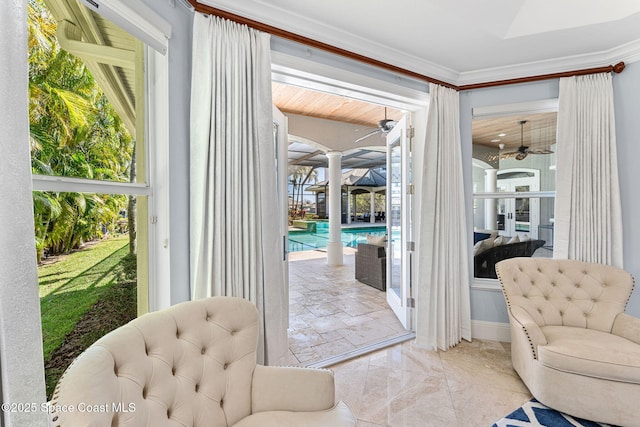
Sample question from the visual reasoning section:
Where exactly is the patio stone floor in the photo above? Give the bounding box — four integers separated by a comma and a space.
287, 248, 409, 366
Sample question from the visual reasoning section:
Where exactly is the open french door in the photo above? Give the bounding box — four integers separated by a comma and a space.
386, 115, 414, 330
273, 105, 289, 332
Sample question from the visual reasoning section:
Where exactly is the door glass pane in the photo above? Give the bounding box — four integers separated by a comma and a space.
515, 185, 530, 231
389, 143, 402, 296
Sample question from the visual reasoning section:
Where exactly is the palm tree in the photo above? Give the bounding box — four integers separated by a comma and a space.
28, 0, 134, 261
288, 166, 318, 219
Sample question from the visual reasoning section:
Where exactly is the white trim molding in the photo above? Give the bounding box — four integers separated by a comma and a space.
32, 174, 152, 196
471, 320, 511, 343
79, 0, 172, 54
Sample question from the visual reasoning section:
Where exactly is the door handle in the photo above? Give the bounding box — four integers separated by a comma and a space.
283, 235, 288, 261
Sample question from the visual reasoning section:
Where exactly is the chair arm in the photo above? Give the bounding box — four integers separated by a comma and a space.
612, 313, 640, 345
251, 365, 335, 414
509, 305, 547, 358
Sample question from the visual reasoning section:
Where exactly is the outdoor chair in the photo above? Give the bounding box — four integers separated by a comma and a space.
355, 242, 386, 291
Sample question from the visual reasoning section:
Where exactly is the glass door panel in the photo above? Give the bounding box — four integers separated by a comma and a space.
386, 115, 412, 330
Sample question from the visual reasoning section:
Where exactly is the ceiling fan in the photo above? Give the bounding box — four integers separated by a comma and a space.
354, 107, 397, 143
501, 120, 554, 160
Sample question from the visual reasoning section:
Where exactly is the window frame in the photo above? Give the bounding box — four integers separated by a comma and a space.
30, 2, 171, 314
471, 99, 558, 290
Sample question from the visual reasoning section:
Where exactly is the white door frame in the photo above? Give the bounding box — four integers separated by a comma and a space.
270, 51, 428, 332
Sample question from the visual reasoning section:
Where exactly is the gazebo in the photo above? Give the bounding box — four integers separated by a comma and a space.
307, 167, 386, 224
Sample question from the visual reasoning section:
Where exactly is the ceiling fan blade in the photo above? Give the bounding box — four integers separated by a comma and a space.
500, 151, 520, 159
527, 148, 554, 155
355, 129, 381, 143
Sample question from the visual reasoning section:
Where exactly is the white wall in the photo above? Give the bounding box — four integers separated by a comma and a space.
613, 60, 640, 317
287, 114, 385, 151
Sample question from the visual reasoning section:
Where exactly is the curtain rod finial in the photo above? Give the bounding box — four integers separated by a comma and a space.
613, 62, 625, 73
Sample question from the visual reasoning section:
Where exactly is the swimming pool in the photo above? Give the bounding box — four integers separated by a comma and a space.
288, 224, 386, 253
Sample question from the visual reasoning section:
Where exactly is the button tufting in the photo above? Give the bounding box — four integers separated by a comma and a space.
172, 367, 176, 376
220, 399, 224, 407
114, 365, 119, 375
52, 416, 58, 422
195, 384, 199, 392
230, 330, 236, 336
223, 363, 228, 370
201, 348, 206, 355
176, 330, 180, 339
167, 408, 171, 418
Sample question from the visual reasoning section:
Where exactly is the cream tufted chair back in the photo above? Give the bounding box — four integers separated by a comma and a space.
51, 297, 259, 427
496, 258, 634, 332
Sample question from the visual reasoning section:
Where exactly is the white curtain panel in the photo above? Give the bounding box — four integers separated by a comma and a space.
415, 83, 471, 351
555, 73, 623, 267
189, 14, 287, 365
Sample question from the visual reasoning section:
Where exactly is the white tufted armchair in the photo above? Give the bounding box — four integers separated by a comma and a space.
496, 258, 640, 426
49, 296, 356, 427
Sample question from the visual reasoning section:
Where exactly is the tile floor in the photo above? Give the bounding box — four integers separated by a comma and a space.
287, 248, 532, 426
331, 338, 532, 427
287, 249, 409, 366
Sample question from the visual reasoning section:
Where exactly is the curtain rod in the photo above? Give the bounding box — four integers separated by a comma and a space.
458, 62, 626, 91
187, 1, 626, 91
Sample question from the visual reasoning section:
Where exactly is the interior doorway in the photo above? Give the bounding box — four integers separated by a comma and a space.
270, 58, 429, 366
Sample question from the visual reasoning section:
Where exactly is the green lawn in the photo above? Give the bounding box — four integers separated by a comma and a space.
39, 236, 130, 362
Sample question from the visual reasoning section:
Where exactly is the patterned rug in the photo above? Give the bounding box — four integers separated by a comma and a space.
492, 399, 615, 427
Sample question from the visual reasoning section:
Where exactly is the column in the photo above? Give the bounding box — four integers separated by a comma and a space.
484, 168, 498, 230
370, 191, 376, 223
326, 151, 343, 266
346, 189, 352, 224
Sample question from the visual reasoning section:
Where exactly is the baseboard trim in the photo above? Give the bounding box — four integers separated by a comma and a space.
471, 320, 511, 343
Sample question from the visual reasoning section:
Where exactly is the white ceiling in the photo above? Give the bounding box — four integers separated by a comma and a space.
200, 0, 640, 86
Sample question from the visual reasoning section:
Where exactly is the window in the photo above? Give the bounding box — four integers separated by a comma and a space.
472, 105, 557, 283
28, 0, 170, 398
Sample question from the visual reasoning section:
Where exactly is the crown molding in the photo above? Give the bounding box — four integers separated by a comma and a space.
196, 0, 640, 89
196, 0, 459, 84
457, 38, 640, 86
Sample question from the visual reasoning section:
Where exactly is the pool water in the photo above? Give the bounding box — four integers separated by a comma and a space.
288, 225, 386, 253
